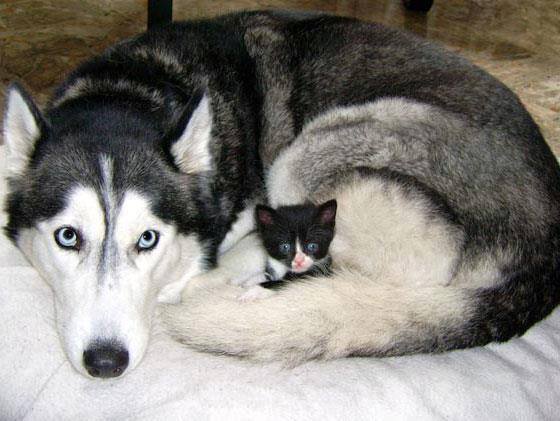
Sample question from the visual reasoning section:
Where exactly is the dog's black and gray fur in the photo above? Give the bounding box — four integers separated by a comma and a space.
4, 11, 560, 373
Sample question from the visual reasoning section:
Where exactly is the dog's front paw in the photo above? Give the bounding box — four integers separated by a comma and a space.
181, 269, 231, 300
238, 285, 275, 302
239, 273, 269, 288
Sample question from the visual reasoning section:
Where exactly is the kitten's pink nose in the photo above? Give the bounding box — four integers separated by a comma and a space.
294, 253, 305, 266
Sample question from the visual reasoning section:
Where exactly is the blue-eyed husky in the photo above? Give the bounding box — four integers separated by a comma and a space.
4, 11, 560, 378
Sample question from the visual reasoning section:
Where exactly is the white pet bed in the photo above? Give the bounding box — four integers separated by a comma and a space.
1, 145, 559, 420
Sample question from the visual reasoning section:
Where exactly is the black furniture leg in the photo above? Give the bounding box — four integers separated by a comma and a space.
402, 0, 434, 12
148, 0, 173, 30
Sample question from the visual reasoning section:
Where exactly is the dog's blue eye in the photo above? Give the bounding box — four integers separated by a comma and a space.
279, 243, 291, 254
54, 227, 80, 250
137, 230, 159, 251
306, 243, 319, 253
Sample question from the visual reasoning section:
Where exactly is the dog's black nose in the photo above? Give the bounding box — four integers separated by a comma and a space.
83, 343, 129, 378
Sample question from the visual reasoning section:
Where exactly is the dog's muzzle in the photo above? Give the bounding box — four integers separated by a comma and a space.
83, 341, 129, 378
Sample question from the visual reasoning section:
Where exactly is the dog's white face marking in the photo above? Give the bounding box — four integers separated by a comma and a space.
16, 179, 205, 377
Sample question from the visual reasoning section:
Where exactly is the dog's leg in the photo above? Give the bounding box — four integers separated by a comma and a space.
182, 233, 268, 298
218, 203, 257, 255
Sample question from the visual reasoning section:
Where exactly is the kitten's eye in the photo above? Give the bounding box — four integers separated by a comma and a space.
306, 243, 319, 253
54, 227, 81, 250
279, 243, 291, 254
137, 230, 159, 252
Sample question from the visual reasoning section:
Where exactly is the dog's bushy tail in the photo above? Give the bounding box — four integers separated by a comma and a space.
162, 260, 560, 364
162, 175, 560, 364
469, 252, 560, 345
161, 270, 471, 364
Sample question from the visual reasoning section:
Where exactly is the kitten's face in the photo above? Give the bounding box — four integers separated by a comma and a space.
256, 200, 337, 273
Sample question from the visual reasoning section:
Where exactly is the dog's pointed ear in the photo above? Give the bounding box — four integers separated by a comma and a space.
170, 92, 214, 175
3, 83, 46, 177
317, 199, 337, 226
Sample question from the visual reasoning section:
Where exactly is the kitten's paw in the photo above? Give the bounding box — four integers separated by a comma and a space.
238, 285, 275, 302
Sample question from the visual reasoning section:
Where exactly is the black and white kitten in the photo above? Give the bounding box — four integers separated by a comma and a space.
255, 199, 337, 284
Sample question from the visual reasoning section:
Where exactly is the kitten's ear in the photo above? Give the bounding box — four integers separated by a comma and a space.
317, 199, 337, 226
255, 205, 276, 226
3, 83, 47, 177
169, 91, 213, 174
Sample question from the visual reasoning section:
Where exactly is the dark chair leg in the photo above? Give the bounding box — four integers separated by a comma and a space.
148, 0, 173, 30
402, 0, 434, 12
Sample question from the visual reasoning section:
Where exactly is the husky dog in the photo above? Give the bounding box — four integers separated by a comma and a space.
4, 11, 560, 377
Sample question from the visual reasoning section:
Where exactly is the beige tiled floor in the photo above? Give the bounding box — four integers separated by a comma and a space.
1, 0, 559, 152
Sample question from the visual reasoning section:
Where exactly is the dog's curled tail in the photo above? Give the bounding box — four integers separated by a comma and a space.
161, 266, 554, 365
161, 171, 560, 363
